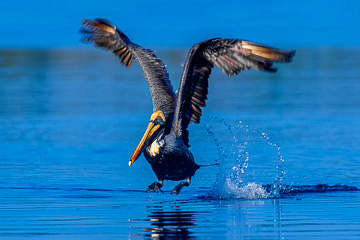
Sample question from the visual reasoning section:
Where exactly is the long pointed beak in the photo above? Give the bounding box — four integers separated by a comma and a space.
129, 121, 159, 167
128, 110, 166, 167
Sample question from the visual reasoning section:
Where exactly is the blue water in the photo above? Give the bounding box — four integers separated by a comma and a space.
1, 1, 360, 48
0, 48, 360, 239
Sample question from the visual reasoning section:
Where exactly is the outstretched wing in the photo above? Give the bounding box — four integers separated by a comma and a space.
172, 38, 295, 141
79, 18, 176, 115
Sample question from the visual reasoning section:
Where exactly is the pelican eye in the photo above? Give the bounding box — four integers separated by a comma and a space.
150, 117, 165, 125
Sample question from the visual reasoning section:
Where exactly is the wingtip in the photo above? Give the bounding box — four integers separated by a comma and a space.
79, 18, 134, 69
239, 41, 296, 63
287, 50, 296, 62
80, 18, 116, 35
94, 18, 116, 28
81, 19, 92, 26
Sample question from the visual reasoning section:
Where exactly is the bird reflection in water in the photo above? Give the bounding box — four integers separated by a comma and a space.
143, 205, 196, 239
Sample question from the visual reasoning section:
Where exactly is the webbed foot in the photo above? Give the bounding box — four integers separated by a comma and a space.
171, 177, 191, 195
147, 180, 164, 193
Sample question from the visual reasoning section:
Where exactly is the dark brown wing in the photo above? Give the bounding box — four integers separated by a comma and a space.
79, 18, 176, 114
171, 38, 295, 140
80, 18, 134, 67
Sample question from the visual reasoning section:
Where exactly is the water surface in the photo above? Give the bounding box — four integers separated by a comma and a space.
0, 48, 359, 239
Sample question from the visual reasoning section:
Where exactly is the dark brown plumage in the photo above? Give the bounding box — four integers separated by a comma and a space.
79, 18, 295, 194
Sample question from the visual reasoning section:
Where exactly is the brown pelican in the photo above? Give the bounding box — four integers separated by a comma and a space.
79, 18, 295, 194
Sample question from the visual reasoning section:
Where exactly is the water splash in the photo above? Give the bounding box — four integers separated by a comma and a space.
202, 117, 280, 199
200, 117, 359, 200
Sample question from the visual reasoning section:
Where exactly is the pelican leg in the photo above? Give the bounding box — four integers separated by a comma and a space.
147, 179, 164, 193
171, 177, 191, 195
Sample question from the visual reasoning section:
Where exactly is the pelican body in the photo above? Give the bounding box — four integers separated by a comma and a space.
80, 18, 295, 194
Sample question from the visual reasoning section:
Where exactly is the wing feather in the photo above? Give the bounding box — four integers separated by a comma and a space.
172, 38, 295, 141
79, 18, 176, 114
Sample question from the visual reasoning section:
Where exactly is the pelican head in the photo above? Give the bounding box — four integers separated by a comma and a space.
129, 110, 166, 166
